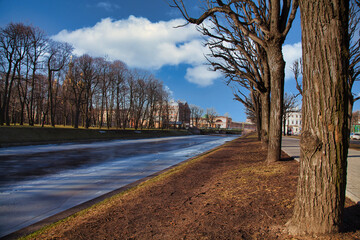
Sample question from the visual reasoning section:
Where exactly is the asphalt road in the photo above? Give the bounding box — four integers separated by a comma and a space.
282, 137, 360, 204
0, 135, 238, 237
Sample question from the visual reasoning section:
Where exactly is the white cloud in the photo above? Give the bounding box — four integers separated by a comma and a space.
51, 16, 224, 87
164, 85, 174, 97
52, 16, 206, 69
282, 42, 302, 80
96, 2, 120, 11
185, 65, 223, 87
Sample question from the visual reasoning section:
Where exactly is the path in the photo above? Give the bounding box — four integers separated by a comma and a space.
282, 136, 360, 204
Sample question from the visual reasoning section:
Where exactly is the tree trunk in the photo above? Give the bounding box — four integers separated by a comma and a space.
251, 91, 262, 141
29, 70, 36, 126
260, 90, 270, 147
260, 57, 270, 148
74, 100, 81, 129
287, 0, 349, 234
47, 69, 56, 127
266, 42, 285, 163
255, 107, 262, 141
5, 71, 17, 126
85, 91, 90, 129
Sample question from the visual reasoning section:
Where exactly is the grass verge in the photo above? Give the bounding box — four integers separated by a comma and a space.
0, 126, 190, 147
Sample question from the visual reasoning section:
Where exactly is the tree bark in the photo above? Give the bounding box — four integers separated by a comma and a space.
287, 0, 349, 234
74, 102, 81, 129
266, 42, 285, 163
255, 98, 262, 141
260, 84, 270, 148
47, 69, 56, 127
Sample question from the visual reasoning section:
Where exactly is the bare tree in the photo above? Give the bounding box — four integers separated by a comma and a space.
0, 23, 32, 125
66, 56, 87, 129
244, 95, 257, 124
15, 47, 31, 125
236, 90, 262, 140
77, 54, 99, 128
287, 0, 350, 234
143, 77, 163, 129
45, 40, 72, 127
0, 22, 177, 129
205, 107, 217, 128
132, 71, 148, 130
97, 58, 111, 128
110, 60, 127, 129
26, 26, 47, 126
204, 20, 270, 145
190, 104, 204, 128
122, 71, 136, 129
158, 89, 171, 129
172, 0, 299, 163
290, 58, 303, 96
282, 93, 298, 135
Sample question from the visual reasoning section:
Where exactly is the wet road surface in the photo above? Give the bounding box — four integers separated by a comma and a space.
0, 135, 237, 237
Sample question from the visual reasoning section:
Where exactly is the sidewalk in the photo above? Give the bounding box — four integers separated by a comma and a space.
282, 137, 360, 204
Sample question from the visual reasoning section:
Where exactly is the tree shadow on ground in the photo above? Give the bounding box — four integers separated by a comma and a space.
342, 202, 360, 232
279, 156, 295, 162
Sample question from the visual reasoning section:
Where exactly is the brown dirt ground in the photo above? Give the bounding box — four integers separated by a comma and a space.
25, 136, 360, 240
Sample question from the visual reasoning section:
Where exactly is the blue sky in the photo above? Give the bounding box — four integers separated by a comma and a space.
1, 0, 359, 121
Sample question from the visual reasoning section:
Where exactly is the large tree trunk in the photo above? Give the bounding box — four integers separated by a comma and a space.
266, 42, 285, 163
287, 0, 349, 235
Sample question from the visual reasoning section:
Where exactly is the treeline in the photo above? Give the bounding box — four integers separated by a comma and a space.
0, 23, 173, 129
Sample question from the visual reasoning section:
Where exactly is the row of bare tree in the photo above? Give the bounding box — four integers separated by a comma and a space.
0, 23, 173, 129
61, 55, 173, 130
172, 0, 359, 236
190, 105, 221, 128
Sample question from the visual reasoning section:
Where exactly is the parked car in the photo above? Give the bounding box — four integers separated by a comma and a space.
350, 133, 360, 140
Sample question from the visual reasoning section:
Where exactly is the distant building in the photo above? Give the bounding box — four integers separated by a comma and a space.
245, 118, 254, 124
284, 108, 302, 135
230, 121, 256, 133
168, 100, 191, 128
195, 116, 232, 129
229, 121, 243, 129
195, 117, 208, 128
351, 111, 360, 133
193, 115, 256, 133
214, 116, 232, 129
